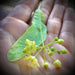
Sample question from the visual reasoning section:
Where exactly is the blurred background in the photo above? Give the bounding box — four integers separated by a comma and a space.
0, 0, 75, 21
0, 0, 19, 21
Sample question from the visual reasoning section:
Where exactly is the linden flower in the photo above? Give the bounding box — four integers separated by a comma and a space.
24, 55, 40, 68
23, 39, 37, 55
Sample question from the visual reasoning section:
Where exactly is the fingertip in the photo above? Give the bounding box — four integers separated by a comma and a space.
64, 8, 75, 22
8, 0, 40, 22
40, 0, 54, 24
55, 0, 68, 6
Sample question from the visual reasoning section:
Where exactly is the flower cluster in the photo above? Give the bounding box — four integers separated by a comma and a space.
23, 39, 37, 55
23, 39, 39, 68
24, 55, 39, 68
23, 37, 67, 69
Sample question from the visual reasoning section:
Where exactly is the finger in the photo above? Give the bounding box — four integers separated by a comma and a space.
29, 0, 55, 25
44, 0, 69, 72
40, 0, 54, 24
59, 8, 75, 54
1, 17, 29, 40
55, 0, 68, 6
0, 28, 20, 74
8, 0, 40, 22
46, 0, 68, 43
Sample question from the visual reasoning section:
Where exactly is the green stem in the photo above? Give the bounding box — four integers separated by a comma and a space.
43, 40, 57, 48
43, 49, 46, 63
35, 49, 42, 57
47, 46, 50, 52
50, 56, 55, 61
54, 50, 61, 52
37, 40, 56, 49
44, 41, 57, 48
36, 46, 42, 49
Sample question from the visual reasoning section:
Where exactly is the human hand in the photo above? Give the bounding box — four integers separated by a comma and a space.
0, 0, 75, 75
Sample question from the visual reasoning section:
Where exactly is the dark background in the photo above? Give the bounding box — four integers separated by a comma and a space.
0, 0, 19, 6
0, 0, 75, 8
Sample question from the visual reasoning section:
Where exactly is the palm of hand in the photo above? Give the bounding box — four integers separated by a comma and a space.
0, 0, 75, 75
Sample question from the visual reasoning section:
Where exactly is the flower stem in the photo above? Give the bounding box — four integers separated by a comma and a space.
35, 49, 42, 57
43, 49, 46, 63
45, 41, 55, 47
47, 46, 50, 52
50, 56, 55, 61
37, 40, 56, 49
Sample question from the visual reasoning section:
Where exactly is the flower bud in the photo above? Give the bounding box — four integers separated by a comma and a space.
57, 51, 62, 54
44, 62, 49, 68
48, 51, 53, 56
61, 49, 67, 54
51, 47, 55, 51
58, 39, 64, 44
54, 37, 59, 41
53, 59, 61, 68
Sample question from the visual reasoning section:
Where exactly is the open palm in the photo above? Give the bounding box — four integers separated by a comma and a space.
0, 0, 75, 75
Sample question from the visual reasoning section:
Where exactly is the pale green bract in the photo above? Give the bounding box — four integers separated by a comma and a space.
7, 6, 47, 61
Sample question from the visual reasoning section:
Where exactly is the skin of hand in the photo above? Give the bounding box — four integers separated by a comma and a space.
0, 0, 75, 75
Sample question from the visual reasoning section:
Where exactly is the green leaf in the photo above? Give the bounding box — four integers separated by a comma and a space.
7, 6, 47, 61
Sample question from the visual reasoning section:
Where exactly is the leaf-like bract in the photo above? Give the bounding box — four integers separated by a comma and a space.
7, 6, 47, 61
